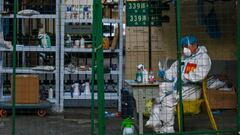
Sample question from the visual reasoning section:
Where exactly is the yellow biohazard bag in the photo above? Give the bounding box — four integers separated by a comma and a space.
143, 99, 153, 118
182, 99, 204, 115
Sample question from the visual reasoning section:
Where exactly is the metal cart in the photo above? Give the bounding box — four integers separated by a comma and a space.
0, 101, 52, 118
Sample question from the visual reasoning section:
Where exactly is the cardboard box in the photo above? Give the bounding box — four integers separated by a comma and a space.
206, 88, 237, 109
111, 27, 119, 50
14, 75, 39, 104
103, 7, 119, 19
126, 27, 163, 52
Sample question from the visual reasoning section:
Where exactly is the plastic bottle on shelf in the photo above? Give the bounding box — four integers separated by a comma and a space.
48, 87, 53, 99
83, 82, 90, 95
79, 5, 83, 19
72, 82, 80, 97
80, 36, 85, 48
66, 34, 72, 48
66, 5, 72, 19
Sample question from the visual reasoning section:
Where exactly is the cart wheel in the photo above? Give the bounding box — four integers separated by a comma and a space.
0, 109, 7, 118
37, 109, 47, 117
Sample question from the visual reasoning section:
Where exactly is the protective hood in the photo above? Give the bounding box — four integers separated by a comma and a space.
195, 46, 207, 55
38, 34, 44, 39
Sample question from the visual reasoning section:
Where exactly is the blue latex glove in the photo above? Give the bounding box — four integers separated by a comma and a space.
173, 82, 177, 91
173, 79, 183, 91
158, 70, 165, 78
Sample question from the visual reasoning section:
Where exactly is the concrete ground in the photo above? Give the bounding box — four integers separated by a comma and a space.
0, 108, 237, 135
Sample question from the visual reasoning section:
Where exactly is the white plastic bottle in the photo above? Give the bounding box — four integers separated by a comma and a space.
48, 87, 53, 99
143, 68, 148, 83
84, 82, 91, 95
80, 36, 85, 48
72, 83, 80, 97
123, 126, 134, 135
122, 118, 134, 135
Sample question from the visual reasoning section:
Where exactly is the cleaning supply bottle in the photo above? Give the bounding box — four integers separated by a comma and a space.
82, 82, 90, 95
65, 34, 72, 48
122, 117, 134, 135
72, 82, 80, 97
48, 87, 53, 99
80, 36, 85, 48
38, 29, 51, 48
148, 68, 155, 83
143, 68, 148, 83
136, 69, 143, 83
45, 33, 51, 48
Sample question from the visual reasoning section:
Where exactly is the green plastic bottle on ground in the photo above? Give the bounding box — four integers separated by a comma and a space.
122, 118, 134, 135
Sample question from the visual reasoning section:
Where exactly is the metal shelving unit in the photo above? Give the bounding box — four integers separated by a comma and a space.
0, 0, 123, 112
0, 67, 56, 74
64, 48, 120, 53
64, 70, 119, 75
0, 0, 61, 112
60, 0, 123, 111
0, 46, 57, 52
64, 93, 118, 100
0, 14, 56, 19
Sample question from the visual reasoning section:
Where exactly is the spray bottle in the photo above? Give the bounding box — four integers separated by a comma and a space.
122, 117, 134, 135
148, 68, 155, 83
38, 29, 51, 48
136, 64, 144, 83
142, 68, 148, 83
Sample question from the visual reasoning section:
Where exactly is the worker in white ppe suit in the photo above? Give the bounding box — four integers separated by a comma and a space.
146, 35, 211, 133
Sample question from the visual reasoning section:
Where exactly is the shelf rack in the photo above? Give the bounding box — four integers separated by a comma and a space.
59, 0, 123, 111
0, 0, 61, 112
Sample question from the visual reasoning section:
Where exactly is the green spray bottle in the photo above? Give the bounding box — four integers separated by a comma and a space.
136, 64, 144, 83
136, 69, 143, 83
122, 117, 134, 135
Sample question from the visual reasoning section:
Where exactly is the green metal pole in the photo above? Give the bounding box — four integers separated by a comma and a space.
176, 0, 183, 133
91, 14, 96, 135
237, 0, 240, 133
148, 0, 152, 70
90, 55, 95, 135
12, 0, 18, 135
93, 0, 105, 135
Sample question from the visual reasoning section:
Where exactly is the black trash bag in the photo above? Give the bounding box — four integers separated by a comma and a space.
121, 88, 134, 118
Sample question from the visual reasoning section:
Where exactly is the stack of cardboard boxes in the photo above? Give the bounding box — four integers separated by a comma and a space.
124, 2, 177, 80
125, 26, 174, 80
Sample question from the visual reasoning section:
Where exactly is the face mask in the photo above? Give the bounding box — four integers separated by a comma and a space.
183, 47, 192, 57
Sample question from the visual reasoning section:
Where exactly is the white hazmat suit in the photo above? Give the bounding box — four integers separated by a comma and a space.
146, 46, 211, 133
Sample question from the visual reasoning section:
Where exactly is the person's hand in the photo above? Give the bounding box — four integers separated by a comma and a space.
173, 81, 178, 91
158, 70, 165, 78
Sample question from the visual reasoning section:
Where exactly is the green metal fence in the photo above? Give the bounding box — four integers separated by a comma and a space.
1, 0, 240, 135
122, 0, 240, 135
